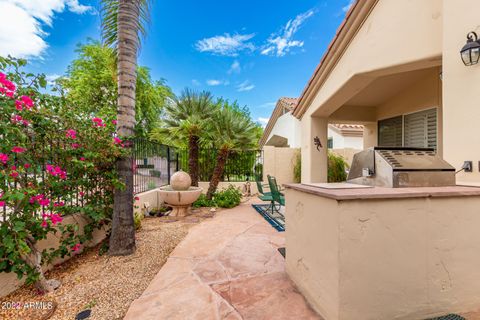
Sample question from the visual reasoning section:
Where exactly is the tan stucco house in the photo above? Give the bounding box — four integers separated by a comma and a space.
260, 97, 363, 151
284, 1, 480, 319
294, 0, 480, 186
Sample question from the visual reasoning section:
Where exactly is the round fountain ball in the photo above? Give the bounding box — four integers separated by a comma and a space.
170, 171, 192, 191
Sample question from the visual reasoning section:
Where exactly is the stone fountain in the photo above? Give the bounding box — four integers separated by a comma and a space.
158, 171, 203, 217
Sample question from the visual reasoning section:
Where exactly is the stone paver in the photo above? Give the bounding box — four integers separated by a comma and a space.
124, 200, 321, 320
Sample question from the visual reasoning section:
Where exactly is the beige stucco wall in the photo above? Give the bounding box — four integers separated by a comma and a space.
286, 189, 480, 320
0, 214, 107, 297
263, 146, 300, 186
442, 0, 480, 183
285, 189, 340, 320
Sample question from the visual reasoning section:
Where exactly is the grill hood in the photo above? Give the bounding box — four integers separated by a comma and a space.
347, 147, 456, 188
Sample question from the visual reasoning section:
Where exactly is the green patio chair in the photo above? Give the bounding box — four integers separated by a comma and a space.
256, 179, 271, 197
267, 175, 285, 214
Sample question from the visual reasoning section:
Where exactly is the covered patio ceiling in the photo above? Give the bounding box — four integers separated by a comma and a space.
314, 64, 441, 124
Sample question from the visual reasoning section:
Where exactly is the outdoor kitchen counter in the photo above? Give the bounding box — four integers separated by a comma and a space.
283, 183, 480, 201
284, 183, 480, 320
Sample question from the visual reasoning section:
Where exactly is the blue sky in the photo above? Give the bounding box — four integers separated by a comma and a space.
0, 0, 354, 126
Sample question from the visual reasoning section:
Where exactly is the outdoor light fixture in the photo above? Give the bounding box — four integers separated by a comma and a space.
461, 32, 480, 66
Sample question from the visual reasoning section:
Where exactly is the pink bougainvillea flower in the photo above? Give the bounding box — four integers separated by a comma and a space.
20, 95, 34, 108
24, 163, 31, 169
11, 114, 22, 123
0, 153, 8, 165
5, 91, 14, 98
49, 213, 62, 225
79, 191, 85, 197
11, 146, 26, 153
54, 201, 65, 207
11, 165, 16, 170
21, 120, 29, 126
72, 243, 81, 252
71, 143, 80, 149
15, 100, 23, 111
0, 201, 5, 207
134, 196, 140, 201
46, 164, 67, 179
10, 171, 18, 178
38, 198, 50, 207
41, 220, 48, 228
79, 157, 85, 161
66, 129, 77, 139
112, 120, 117, 125
113, 137, 122, 145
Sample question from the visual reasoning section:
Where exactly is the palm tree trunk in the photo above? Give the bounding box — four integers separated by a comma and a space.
189, 135, 199, 187
206, 148, 229, 200
109, 0, 139, 256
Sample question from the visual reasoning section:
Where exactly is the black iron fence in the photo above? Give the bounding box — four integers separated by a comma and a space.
176, 149, 263, 182
133, 139, 263, 194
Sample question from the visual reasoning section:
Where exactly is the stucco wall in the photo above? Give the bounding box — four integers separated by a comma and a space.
263, 146, 300, 186
266, 112, 302, 148
442, 0, 480, 183
286, 189, 480, 320
0, 214, 107, 297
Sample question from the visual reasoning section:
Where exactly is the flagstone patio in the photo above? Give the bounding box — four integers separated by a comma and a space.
124, 199, 321, 320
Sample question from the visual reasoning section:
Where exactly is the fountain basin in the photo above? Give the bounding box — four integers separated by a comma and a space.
158, 186, 202, 217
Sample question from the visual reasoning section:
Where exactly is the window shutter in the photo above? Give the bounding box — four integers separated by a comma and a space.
378, 116, 403, 147
404, 108, 437, 149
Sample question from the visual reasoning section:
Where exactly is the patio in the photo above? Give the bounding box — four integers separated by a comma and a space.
124, 199, 320, 320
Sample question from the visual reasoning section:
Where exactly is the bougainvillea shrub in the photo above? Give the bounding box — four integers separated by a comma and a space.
0, 57, 126, 292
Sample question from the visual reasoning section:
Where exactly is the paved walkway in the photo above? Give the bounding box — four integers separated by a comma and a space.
124, 200, 320, 320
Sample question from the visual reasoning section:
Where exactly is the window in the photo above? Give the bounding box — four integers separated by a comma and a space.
378, 108, 437, 149
327, 138, 333, 149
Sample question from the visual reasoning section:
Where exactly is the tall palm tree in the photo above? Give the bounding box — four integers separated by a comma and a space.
101, 0, 151, 255
206, 103, 259, 199
150, 89, 217, 186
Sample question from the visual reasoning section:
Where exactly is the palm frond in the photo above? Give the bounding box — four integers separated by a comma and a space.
100, 0, 152, 49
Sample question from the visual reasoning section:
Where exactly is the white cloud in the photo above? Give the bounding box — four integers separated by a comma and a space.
259, 101, 276, 109
261, 9, 315, 57
206, 79, 229, 86
46, 73, 61, 85
191, 79, 200, 86
195, 33, 255, 57
236, 80, 255, 92
228, 60, 241, 74
257, 117, 270, 128
342, 0, 355, 13
0, 0, 94, 58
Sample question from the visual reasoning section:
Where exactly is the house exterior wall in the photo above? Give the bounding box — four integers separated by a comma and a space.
266, 112, 302, 148
442, 0, 480, 184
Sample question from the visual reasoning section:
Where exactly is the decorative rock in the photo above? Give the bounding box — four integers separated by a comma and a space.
210, 208, 216, 212
170, 171, 192, 191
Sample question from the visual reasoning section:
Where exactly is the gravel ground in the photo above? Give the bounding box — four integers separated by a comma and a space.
0, 208, 216, 320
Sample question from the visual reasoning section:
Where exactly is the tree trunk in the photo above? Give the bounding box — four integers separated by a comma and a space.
189, 135, 200, 187
206, 148, 229, 200
109, 0, 139, 256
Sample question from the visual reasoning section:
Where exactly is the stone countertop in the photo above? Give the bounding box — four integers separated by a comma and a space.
284, 184, 480, 201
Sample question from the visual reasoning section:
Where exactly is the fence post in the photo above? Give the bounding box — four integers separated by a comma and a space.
167, 146, 171, 184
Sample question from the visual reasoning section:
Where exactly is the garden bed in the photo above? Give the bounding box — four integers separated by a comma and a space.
0, 208, 216, 320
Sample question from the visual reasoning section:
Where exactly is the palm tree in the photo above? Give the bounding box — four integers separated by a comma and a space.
206, 103, 259, 199
150, 89, 217, 186
101, 0, 151, 255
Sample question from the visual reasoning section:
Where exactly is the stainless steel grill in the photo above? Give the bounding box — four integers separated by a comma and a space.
347, 147, 456, 188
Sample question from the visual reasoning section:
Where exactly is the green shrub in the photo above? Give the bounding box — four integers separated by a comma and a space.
213, 185, 242, 208
328, 151, 349, 182
134, 213, 143, 230
193, 185, 242, 208
192, 194, 215, 208
293, 150, 301, 183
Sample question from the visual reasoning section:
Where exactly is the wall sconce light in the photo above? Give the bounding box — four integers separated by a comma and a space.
461, 32, 480, 66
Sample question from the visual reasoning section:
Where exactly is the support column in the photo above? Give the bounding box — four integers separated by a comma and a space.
363, 122, 378, 149
301, 116, 328, 183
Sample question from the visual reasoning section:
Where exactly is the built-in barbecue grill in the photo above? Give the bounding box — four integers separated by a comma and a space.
347, 147, 456, 188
